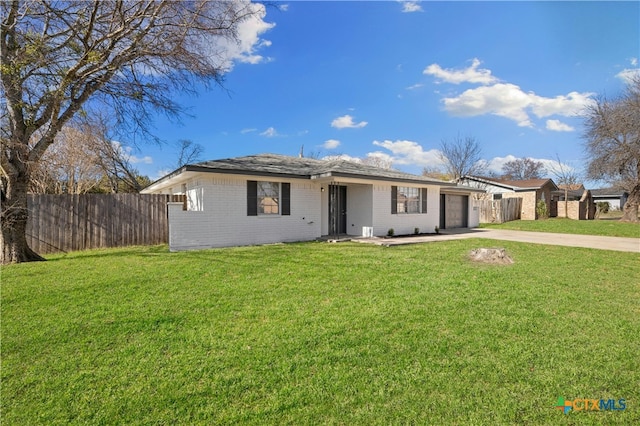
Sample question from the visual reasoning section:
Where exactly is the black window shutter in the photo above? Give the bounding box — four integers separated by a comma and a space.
281, 183, 290, 215
247, 180, 257, 216
421, 188, 428, 213
391, 186, 397, 214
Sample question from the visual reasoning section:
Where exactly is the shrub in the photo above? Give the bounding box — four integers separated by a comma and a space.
414, 227, 420, 235
387, 228, 395, 237
536, 199, 549, 219
597, 201, 610, 214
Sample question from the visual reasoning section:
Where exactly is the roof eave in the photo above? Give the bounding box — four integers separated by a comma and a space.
312, 171, 457, 186
183, 165, 311, 180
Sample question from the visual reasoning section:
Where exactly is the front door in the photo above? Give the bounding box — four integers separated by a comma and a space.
329, 185, 347, 235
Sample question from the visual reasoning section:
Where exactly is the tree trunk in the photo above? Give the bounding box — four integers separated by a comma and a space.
620, 185, 640, 222
1, 166, 46, 264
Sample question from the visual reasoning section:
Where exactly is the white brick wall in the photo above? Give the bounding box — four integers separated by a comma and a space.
468, 199, 480, 228
161, 173, 478, 250
371, 184, 440, 236
346, 184, 373, 235
167, 174, 321, 251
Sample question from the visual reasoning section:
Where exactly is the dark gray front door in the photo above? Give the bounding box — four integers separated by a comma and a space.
329, 185, 347, 235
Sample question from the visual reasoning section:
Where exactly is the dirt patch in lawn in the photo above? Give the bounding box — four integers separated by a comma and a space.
469, 248, 514, 265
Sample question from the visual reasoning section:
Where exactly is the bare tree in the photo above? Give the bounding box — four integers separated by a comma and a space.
501, 157, 545, 180
175, 139, 205, 168
1, 1, 263, 263
583, 78, 640, 222
548, 154, 582, 218
361, 155, 393, 170
93, 138, 149, 194
29, 117, 152, 194
421, 166, 451, 181
29, 125, 103, 194
438, 135, 486, 182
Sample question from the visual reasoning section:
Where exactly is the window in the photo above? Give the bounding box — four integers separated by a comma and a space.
398, 186, 420, 213
186, 187, 204, 211
258, 181, 280, 214
247, 181, 290, 216
391, 186, 428, 214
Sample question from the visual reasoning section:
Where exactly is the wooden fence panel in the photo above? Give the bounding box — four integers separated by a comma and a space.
25, 194, 184, 254
478, 198, 522, 224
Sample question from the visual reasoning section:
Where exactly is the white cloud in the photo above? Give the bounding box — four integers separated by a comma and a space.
217, 2, 275, 69
260, 127, 279, 137
616, 68, 640, 84
485, 155, 577, 177
111, 141, 153, 164
322, 139, 341, 150
240, 128, 257, 134
485, 155, 517, 175
153, 168, 172, 180
529, 91, 594, 117
546, 119, 575, 132
371, 140, 444, 167
442, 83, 534, 126
323, 154, 362, 163
442, 83, 594, 127
134, 155, 153, 164
331, 114, 368, 129
406, 83, 424, 90
400, 1, 423, 13
424, 58, 499, 85
279, 4, 289, 12
365, 151, 394, 163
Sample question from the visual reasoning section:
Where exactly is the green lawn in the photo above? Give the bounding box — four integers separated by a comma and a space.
2, 242, 639, 425
480, 217, 640, 238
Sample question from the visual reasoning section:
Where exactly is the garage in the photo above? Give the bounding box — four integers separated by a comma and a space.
440, 194, 469, 229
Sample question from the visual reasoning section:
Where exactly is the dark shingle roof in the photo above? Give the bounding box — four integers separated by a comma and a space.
463, 176, 558, 191
589, 187, 627, 197
177, 154, 454, 185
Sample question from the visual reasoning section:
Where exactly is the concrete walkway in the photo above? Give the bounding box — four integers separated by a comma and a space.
354, 228, 640, 253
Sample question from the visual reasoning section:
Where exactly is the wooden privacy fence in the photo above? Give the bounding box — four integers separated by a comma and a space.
478, 197, 522, 224
26, 194, 184, 254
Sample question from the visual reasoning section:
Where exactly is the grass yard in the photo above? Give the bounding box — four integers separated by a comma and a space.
480, 217, 640, 238
2, 241, 639, 425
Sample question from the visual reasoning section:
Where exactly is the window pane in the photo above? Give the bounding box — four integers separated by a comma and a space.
258, 181, 279, 214
397, 186, 420, 214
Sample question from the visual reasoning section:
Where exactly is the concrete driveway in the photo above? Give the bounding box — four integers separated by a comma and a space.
355, 228, 640, 253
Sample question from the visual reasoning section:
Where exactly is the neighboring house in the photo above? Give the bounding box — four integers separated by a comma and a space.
590, 187, 628, 211
460, 176, 558, 220
552, 184, 596, 220
141, 154, 482, 251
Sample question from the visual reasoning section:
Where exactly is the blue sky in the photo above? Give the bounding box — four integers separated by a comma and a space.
129, 1, 639, 184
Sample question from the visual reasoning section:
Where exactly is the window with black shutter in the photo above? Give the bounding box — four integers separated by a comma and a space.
247, 180, 258, 216
248, 180, 289, 216
391, 186, 398, 214
421, 188, 428, 213
281, 183, 290, 216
